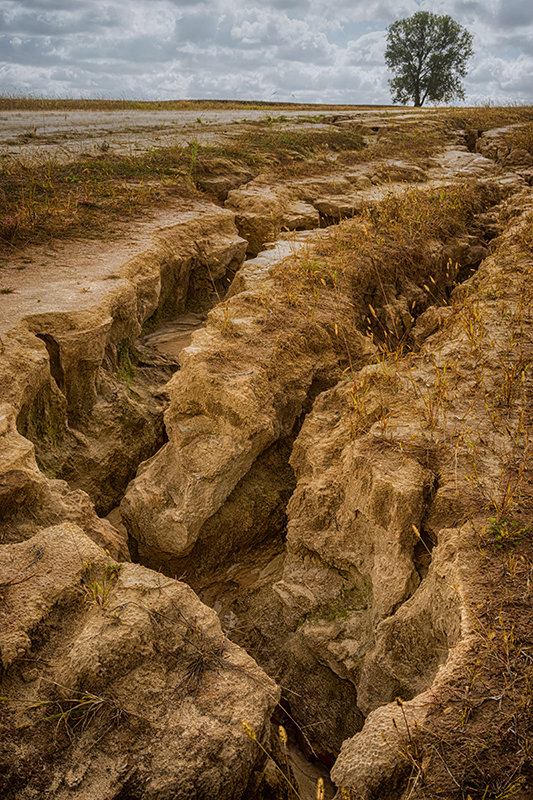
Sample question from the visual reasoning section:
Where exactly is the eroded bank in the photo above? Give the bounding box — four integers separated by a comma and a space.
1, 118, 532, 799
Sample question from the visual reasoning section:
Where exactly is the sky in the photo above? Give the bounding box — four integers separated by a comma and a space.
0, 0, 532, 105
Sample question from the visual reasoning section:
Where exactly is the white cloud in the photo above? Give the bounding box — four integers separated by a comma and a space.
0, 0, 531, 104
346, 31, 387, 67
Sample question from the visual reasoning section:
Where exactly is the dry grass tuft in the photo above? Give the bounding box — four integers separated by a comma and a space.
418, 528, 533, 799
271, 181, 499, 358
445, 105, 533, 133
0, 95, 395, 113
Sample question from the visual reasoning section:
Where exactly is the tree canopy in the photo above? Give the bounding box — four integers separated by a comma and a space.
385, 12, 473, 107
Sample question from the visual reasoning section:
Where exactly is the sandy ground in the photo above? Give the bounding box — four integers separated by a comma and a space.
0, 198, 205, 336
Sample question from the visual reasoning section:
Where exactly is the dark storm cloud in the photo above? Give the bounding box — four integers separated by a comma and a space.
0, 0, 532, 103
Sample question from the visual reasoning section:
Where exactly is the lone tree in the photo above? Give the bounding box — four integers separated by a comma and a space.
385, 11, 473, 107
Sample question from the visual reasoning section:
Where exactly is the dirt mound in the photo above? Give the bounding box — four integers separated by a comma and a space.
0, 525, 278, 799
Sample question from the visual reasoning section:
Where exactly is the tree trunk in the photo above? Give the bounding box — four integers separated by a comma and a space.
414, 79, 421, 107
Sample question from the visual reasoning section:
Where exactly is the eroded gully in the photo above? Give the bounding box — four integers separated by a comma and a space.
4, 124, 526, 798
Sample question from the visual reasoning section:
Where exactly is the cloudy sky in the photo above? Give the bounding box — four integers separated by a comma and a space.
0, 0, 532, 105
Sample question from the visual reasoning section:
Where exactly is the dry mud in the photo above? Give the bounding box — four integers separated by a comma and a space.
0, 106, 418, 164
1, 110, 532, 800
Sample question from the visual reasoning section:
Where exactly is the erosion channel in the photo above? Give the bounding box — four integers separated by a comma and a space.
1, 109, 533, 800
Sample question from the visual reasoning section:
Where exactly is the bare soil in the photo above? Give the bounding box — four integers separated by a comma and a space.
0, 107, 419, 164
1, 105, 533, 800
0, 198, 205, 336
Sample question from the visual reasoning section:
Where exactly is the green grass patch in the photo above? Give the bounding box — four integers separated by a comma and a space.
115, 338, 137, 385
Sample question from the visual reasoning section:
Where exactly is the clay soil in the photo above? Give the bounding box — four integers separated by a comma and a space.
1, 103, 533, 800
